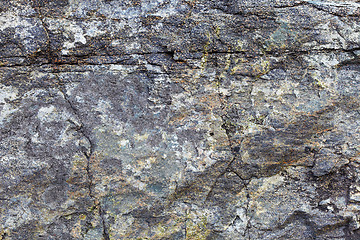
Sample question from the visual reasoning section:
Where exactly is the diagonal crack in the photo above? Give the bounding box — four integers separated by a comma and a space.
212, 69, 254, 240
31, 3, 52, 63
203, 73, 245, 203
301, 0, 359, 18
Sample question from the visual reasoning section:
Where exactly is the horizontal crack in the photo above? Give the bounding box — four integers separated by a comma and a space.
1, 47, 360, 69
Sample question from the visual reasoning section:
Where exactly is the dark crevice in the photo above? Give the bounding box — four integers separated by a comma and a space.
209, 5, 277, 20
31, 2, 53, 65
204, 170, 227, 203
201, 76, 243, 203
244, 174, 252, 240
266, 0, 357, 18
336, 58, 360, 68
268, 209, 353, 238
315, 217, 352, 236
199, 66, 248, 204
303, 1, 358, 18
99, 206, 110, 240
60, 211, 90, 218
266, 210, 317, 238
273, 2, 307, 9
1, 47, 360, 69
59, 87, 110, 240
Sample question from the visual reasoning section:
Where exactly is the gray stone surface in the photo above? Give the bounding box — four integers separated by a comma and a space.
1, 0, 360, 239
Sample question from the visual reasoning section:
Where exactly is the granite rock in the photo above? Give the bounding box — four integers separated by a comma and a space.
1, 0, 360, 239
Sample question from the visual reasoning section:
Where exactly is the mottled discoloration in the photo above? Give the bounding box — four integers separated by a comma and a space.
1, 0, 360, 239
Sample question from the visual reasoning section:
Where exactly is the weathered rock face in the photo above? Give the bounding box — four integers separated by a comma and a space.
1, 0, 360, 239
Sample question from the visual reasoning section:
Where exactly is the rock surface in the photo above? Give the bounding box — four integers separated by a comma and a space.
1, 0, 360, 239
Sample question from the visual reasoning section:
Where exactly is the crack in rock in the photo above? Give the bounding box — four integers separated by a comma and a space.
59, 87, 110, 240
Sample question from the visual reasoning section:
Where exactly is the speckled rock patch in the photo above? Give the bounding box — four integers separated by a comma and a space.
1, 0, 360, 239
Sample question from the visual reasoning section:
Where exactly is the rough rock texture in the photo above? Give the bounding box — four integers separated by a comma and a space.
1, 0, 360, 239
